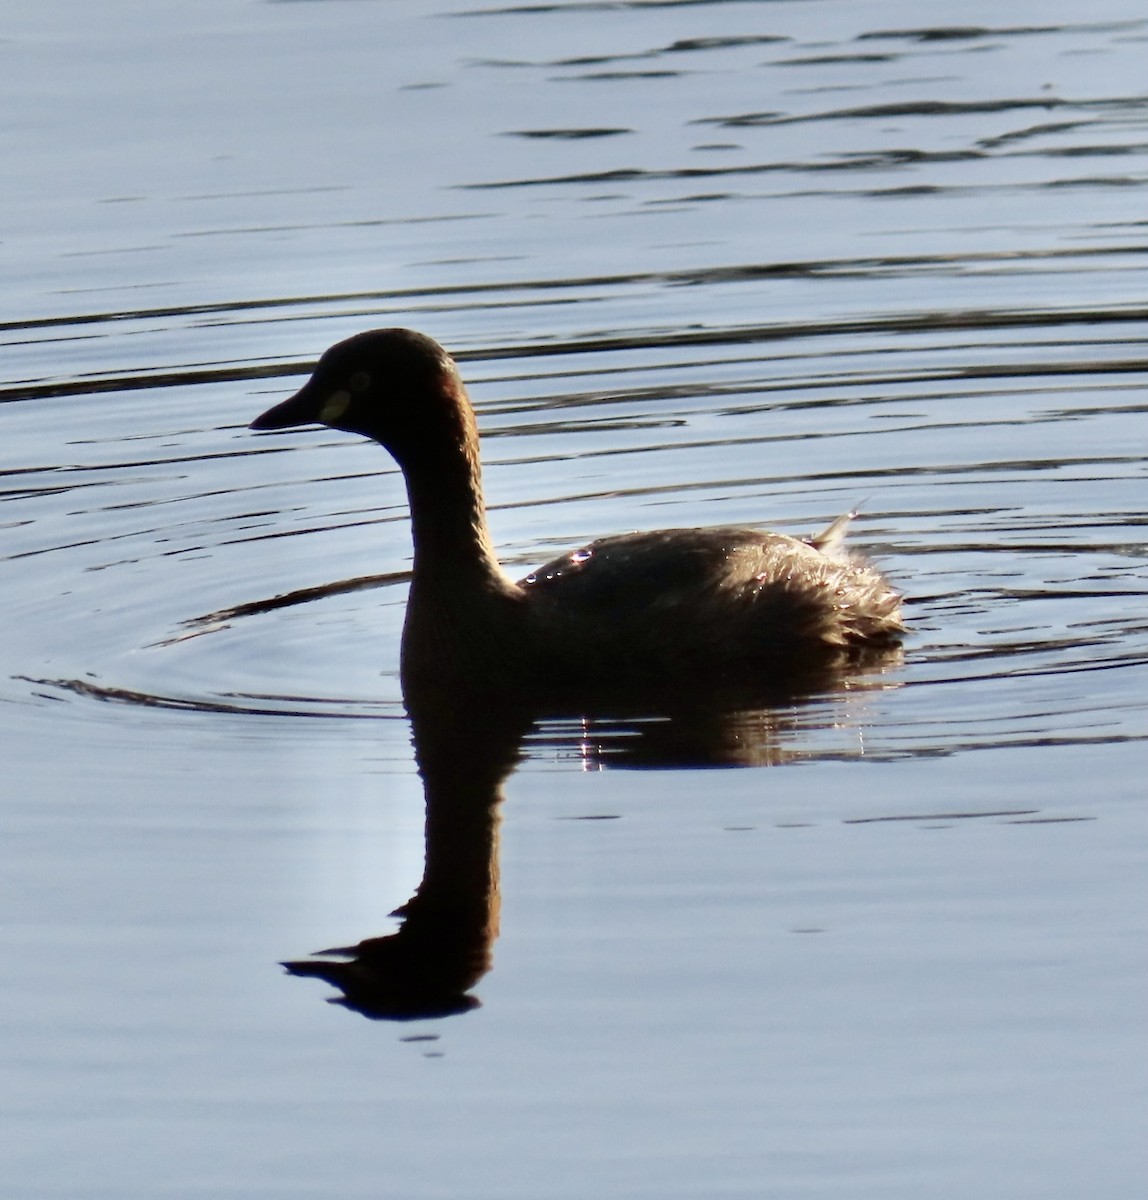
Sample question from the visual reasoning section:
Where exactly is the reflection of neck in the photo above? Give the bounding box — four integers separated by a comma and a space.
408, 695, 523, 919
282, 697, 526, 1021
393, 700, 526, 1002
393, 768, 503, 986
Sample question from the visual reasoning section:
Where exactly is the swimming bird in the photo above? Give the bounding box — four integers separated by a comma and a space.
251, 329, 903, 703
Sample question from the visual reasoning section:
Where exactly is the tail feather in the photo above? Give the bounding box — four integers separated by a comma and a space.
807, 508, 858, 559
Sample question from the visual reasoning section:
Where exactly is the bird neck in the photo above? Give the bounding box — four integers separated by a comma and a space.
398, 447, 527, 700
401, 435, 509, 592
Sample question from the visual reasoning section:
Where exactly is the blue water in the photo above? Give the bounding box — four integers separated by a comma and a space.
3, 3, 1146, 1197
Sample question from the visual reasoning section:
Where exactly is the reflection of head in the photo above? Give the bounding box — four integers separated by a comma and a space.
284, 931, 487, 1022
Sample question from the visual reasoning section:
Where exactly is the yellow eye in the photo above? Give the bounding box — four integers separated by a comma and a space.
319, 390, 351, 423
349, 371, 371, 393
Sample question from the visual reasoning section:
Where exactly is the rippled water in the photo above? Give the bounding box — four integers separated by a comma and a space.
4, 4, 1146, 1199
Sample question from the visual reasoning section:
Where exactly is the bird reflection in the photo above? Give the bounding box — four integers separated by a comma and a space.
284, 695, 519, 1020
282, 647, 901, 1021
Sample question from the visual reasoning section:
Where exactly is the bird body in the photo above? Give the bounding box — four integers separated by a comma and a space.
251, 329, 903, 703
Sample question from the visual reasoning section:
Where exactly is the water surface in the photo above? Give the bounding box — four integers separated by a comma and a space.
3, 3, 1146, 1198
